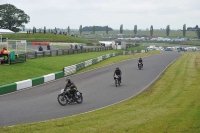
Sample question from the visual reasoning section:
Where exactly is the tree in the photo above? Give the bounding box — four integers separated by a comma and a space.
134, 25, 137, 35
0, 4, 30, 32
79, 25, 82, 35
183, 24, 186, 36
166, 25, 170, 36
55, 27, 57, 34
33, 27, 34, 34
106, 25, 108, 34
82, 26, 113, 31
67, 26, 70, 35
150, 25, 153, 36
93, 25, 95, 34
44, 26, 46, 34
120, 24, 123, 34
196, 28, 200, 39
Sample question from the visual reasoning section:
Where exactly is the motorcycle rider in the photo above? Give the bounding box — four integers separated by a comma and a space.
138, 57, 143, 68
113, 67, 122, 83
64, 78, 78, 101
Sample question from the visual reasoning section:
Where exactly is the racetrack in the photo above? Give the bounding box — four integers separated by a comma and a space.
0, 51, 181, 127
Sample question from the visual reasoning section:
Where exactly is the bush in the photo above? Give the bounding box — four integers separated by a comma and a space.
86, 43, 94, 46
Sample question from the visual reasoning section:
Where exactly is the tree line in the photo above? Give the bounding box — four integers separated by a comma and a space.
0, 3, 200, 38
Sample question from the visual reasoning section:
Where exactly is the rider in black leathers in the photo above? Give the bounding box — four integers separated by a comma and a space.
138, 57, 143, 68
113, 67, 122, 83
64, 79, 78, 100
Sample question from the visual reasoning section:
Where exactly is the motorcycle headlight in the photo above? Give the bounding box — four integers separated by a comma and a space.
61, 89, 64, 93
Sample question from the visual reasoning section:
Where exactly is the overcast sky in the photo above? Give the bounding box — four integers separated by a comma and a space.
1, 0, 200, 30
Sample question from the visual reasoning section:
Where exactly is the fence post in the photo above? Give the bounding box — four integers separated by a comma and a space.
35, 51, 37, 58
8, 55, 10, 65
24, 53, 26, 62
43, 51, 45, 57
26, 52, 28, 59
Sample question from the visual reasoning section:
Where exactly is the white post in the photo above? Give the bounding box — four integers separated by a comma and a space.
16, 40, 17, 53
0, 35, 2, 43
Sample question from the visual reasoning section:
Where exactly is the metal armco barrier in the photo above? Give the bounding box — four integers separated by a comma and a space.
26, 47, 111, 59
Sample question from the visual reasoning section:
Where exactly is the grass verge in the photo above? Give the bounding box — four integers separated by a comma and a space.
126, 45, 145, 50
2, 33, 88, 43
0, 52, 200, 133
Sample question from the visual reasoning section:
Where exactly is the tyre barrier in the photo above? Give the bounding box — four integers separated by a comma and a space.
0, 71, 64, 95
63, 52, 119, 76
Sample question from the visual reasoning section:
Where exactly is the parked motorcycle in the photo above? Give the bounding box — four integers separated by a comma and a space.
114, 75, 120, 87
57, 88, 83, 106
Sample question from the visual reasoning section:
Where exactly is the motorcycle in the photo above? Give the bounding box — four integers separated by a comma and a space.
138, 62, 143, 70
114, 75, 121, 87
57, 88, 83, 106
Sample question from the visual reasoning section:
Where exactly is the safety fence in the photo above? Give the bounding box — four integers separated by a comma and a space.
0, 52, 119, 95
26, 47, 111, 59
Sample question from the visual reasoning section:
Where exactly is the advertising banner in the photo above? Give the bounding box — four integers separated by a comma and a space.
31, 42, 49, 46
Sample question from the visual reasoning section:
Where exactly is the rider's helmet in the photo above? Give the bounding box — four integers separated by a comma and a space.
66, 78, 71, 84
116, 67, 119, 70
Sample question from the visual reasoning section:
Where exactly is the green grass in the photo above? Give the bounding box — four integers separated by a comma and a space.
2, 33, 88, 43
0, 51, 200, 133
127, 45, 145, 50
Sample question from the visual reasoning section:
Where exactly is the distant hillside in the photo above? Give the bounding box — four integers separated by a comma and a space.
82, 26, 113, 31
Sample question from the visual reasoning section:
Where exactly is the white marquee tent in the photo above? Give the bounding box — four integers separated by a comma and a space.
0, 29, 15, 34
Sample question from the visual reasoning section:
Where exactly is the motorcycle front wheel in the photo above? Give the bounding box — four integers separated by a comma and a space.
57, 94, 68, 106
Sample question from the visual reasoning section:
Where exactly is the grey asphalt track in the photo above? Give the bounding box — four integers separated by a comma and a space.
0, 51, 181, 127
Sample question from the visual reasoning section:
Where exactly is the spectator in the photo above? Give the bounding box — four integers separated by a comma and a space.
70, 44, 73, 49
47, 44, 51, 50
1, 46, 8, 54
38, 45, 43, 51
80, 44, 83, 49
75, 44, 78, 49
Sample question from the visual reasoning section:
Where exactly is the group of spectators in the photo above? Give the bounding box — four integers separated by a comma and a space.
100, 43, 106, 47
70, 44, 83, 50
38, 44, 51, 51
